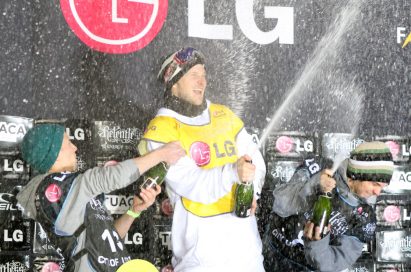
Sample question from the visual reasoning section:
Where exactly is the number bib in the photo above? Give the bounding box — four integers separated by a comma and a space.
35, 173, 131, 272
84, 197, 132, 271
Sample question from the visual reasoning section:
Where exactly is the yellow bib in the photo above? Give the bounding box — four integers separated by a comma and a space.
141, 103, 244, 217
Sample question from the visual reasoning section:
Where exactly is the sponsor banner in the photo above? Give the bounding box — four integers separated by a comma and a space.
375, 263, 409, 272
348, 258, 375, 272
373, 135, 409, 163
153, 184, 173, 219
0, 154, 30, 181
265, 159, 300, 190
0, 115, 33, 155
104, 193, 134, 215
0, 217, 32, 251
121, 212, 153, 258
321, 133, 364, 161
383, 164, 411, 194
93, 121, 143, 157
152, 218, 172, 269
376, 230, 411, 262
0, 186, 24, 227
375, 195, 411, 229
64, 119, 94, 172
32, 257, 65, 272
59, 0, 168, 54
265, 132, 319, 159
0, 254, 30, 272
244, 126, 262, 154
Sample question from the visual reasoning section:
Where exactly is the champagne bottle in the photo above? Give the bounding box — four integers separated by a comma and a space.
312, 191, 332, 238
234, 181, 254, 218
141, 162, 168, 189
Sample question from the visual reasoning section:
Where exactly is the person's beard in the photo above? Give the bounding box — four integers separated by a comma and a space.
164, 92, 207, 117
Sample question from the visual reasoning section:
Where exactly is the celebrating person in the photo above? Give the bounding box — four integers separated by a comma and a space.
17, 124, 185, 272
138, 47, 266, 271
263, 141, 394, 271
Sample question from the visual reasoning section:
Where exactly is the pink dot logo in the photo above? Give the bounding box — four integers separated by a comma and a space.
275, 136, 294, 154
161, 264, 174, 272
45, 184, 62, 203
42, 262, 61, 272
385, 141, 400, 159
161, 198, 173, 217
190, 142, 211, 166
60, 0, 168, 54
383, 205, 401, 223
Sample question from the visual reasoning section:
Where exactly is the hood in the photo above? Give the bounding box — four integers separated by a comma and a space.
16, 174, 47, 219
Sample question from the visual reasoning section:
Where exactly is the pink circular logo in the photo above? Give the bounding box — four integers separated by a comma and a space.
383, 205, 401, 223
275, 136, 294, 154
161, 198, 173, 217
385, 141, 400, 159
161, 264, 174, 272
190, 142, 211, 166
45, 184, 62, 203
42, 262, 61, 272
60, 0, 168, 54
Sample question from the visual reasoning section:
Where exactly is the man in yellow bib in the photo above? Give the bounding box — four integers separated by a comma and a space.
139, 47, 266, 272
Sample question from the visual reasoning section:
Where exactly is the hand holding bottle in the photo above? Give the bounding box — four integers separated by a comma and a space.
319, 169, 336, 193
158, 141, 186, 165
234, 155, 255, 217
303, 220, 331, 241
236, 155, 255, 183
138, 141, 185, 191
132, 185, 162, 213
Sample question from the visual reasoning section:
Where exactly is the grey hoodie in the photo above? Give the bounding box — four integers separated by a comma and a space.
17, 159, 140, 272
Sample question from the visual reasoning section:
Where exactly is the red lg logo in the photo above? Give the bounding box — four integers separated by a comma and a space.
60, 0, 168, 54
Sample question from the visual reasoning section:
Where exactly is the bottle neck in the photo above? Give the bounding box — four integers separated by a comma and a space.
319, 191, 333, 198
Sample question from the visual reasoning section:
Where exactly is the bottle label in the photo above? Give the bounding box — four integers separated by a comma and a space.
322, 225, 328, 236
141, 176, 159, 190
235, 205, 252, 217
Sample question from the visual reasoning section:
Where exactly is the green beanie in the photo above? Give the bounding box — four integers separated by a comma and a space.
20, 124, 65, 174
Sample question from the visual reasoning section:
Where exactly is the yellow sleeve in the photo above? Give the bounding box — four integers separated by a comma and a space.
142, 115, 179, 143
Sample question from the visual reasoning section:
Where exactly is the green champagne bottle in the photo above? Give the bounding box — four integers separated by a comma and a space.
141, 162, 169, 189
312, 191, 332, 238
234, 182, 254, 218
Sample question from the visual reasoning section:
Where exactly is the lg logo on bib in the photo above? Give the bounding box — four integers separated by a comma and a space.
60, 0, 168, 54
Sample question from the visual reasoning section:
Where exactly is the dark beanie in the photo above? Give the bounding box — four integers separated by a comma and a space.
347, 141, 394, 183
157, 47, 205, 92
20, 124, 65, 174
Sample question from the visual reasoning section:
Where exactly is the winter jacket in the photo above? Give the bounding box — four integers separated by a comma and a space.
264, 157, 376, 272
